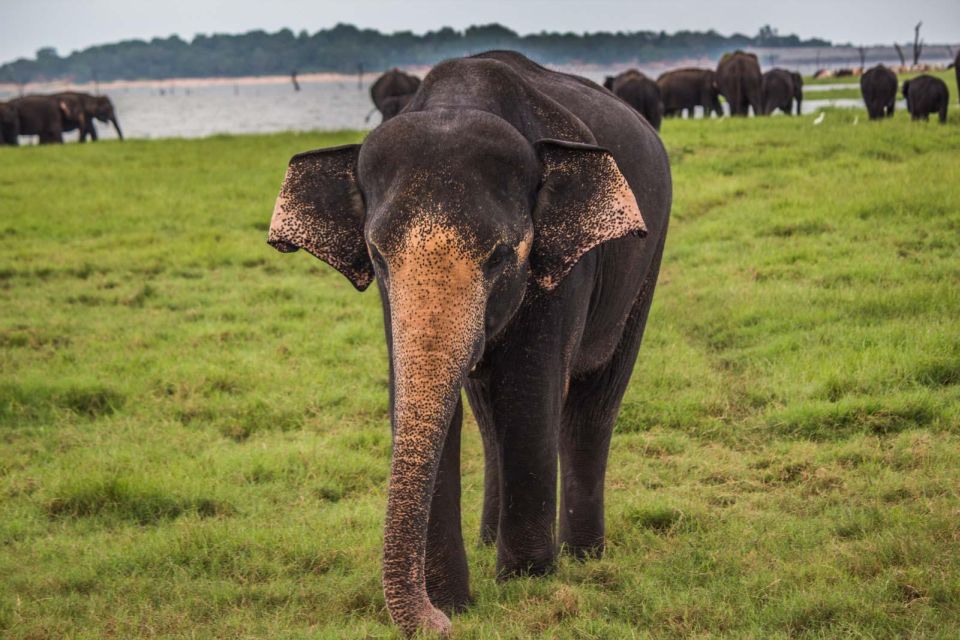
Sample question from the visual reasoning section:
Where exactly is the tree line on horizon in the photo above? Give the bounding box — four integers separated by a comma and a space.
0, 23, 831, 84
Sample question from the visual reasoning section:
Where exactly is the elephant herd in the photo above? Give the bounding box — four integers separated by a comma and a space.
371, 50, 959, 132
860, 64, 951, 124
0, 92, 123, 145
368, 51, 802, 133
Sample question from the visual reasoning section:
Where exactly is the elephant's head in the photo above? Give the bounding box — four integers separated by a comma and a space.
92, 96, 123, 140
267, 110, 646, 637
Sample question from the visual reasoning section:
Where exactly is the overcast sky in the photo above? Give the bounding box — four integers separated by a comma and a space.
2, 0, 958, 64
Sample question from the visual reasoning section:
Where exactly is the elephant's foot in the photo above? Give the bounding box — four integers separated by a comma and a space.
425, 570, 472, 614
495, 545, 557, 580
560, 535, 605, 561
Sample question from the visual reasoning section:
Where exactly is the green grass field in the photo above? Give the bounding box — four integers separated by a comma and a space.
2, 108, 959, 638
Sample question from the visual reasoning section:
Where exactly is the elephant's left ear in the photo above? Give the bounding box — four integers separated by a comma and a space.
530, 139, 647, 290
268, 144, 374, 291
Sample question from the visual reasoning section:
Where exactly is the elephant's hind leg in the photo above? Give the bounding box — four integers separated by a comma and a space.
425, 397, 471, 613
559, 239, 664, 559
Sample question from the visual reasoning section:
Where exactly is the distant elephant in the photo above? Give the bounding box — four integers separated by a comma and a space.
53, 92, 123, 141
0, 101, 19, 145
268, 50, 671, 638
860, 65, 898, 120
370, 69, 421, 122
903, 75, 949, 123
656, 68, 722, 118
716, 51, 763, 116
761, 68, 801, 115
8, 94, 85, 144
603, 69, 663, 130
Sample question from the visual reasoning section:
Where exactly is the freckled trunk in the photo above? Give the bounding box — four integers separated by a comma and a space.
381, 249, 484, 637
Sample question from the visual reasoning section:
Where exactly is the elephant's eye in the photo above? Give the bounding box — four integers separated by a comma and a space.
483, 244, 513, 277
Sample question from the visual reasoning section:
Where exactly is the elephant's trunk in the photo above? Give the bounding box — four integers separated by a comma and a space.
381, 228, 485, 637
111, 116, 123, 140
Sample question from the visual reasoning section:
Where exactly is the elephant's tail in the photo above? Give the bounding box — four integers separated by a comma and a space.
363, 106, 378, 124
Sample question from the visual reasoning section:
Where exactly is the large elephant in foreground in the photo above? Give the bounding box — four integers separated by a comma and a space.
656, 68, 722, 118
860, 65, 898, 120
0, 101, 18, 145
604, 69, 663, 130
369, 69, 421, 122
268, 50, 671, 637
54, 92, 123, 141
903, 75, 949, 123
716, 50, 762, 116
8, 94, 85, 144
761, 68, 802, 115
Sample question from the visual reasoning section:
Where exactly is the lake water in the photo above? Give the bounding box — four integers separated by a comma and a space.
0, 71, 887, 142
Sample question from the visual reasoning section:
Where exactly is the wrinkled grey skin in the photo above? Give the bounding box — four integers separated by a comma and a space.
716, 50, 763, 116
603, 69, 663, 130
903, 75, 949, 123
267, 50, 671, 637
761, 68, 801, 116
8, 94, 85, 144
656, 68, 723, 118
370, 69, 421, 122
860, 65, 898, 120
54, 92, 123, 141
0, 101, 19, 145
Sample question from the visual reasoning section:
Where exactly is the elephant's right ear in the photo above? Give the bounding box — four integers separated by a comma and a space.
268, 144, 374, 291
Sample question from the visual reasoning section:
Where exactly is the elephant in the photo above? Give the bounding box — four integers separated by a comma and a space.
716, 50, 763, 116
8, 94, 85, 144
603, 69, 663, 130
0, 101, 18, 145
860, 65, 898, 120
53, 92, 123, 141
370, 69, 421, 122
267, 50, 671, 638
656, 68, 722, 118
761, 68, 801, 115
903, 75, 949, 123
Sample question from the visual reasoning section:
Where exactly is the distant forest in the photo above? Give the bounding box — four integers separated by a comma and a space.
0, 23, 831, 83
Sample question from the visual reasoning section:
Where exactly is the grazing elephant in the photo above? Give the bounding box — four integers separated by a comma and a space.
268, 50, 671, 637
761, 68, 801, 115
8, 94, 85, 144
54, 92, 123, 141
903, 75, 949, 123
860, 65, 898, 120
370, 69, 421, 122
0, 101, 19, 145
604, 69, 663, 130
716, 50, 763, 116
656, 68, 722, 118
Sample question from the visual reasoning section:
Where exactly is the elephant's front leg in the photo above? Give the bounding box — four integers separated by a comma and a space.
424, 396, 471, 613
489, 360, 565, 579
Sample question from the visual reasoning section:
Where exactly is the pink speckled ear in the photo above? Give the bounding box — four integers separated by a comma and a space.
267, 144, 374, 291
531, 140, 648, 291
